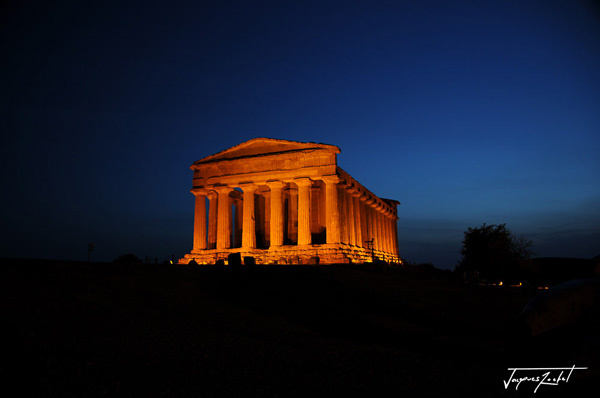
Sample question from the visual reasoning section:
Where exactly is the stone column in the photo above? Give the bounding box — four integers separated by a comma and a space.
322, 175, 341, 244
388, 213, 395, 255
207, 191, 218, 249
295, 178, 312, 246
346, 187, 356, 246
239, 183, 257, 249
359, 197, 368, 248
379, 208, 387, 253
352, 191, 362, 248
191, 189, 207, 251
310, 185, 320, 237
263, 189, 271, 246
382, 210, 388, 254
374, 204, 383, 252
267, 181, 285, 247
287, 187, 298, 244
381, 211, 388, 253
384, 211, 392, 254
234, 198, 242, 248
380, 210, 387, 254
388, 214, 395, 255
215, 186, 233, 250
365, 198, 374, 245
393, 216, 399, 256
387, 212, 394, 254
338, 182, 348, 244
369, 203, 376, 251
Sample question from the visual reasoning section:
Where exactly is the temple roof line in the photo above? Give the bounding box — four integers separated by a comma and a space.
193, 137, 340, 166
336, 167, 399, 215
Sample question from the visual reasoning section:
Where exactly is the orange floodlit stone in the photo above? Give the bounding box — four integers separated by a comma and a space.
180, 138, 402, 265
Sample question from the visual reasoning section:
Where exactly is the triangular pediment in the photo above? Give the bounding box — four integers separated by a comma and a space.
194, 138, 340, 164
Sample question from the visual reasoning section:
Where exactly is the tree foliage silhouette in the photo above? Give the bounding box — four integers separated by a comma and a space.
457, 223, 532, 281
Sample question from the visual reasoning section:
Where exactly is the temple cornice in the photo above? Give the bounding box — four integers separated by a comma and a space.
194, 165, 337, 188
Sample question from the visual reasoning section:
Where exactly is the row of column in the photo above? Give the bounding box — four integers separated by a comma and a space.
337, 182, 398, 255
191, 176, 398, 255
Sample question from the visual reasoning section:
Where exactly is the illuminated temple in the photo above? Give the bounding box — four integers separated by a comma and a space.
180, 138, 401, 265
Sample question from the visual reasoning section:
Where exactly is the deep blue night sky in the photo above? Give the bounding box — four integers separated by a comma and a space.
2, 0, 599, 268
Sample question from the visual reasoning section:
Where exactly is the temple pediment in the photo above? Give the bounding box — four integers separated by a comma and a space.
194, 138, 340, 165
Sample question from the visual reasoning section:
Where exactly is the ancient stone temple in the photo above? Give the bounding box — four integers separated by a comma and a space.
180, 138, 401, 265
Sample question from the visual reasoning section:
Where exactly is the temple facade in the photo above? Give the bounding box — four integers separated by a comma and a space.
180, 138, 401, 265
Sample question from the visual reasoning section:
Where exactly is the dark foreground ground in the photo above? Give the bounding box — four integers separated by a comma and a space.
2, 259, 598, 397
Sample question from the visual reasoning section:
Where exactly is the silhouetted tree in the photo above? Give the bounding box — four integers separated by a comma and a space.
456, 223, 532, 281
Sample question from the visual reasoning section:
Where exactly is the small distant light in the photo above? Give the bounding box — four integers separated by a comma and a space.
499, 281, 503, 286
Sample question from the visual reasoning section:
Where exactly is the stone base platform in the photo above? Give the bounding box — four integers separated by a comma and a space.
179, 244, 402, 265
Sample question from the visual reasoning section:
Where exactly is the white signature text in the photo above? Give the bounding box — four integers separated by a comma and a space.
504, 366, 587, 393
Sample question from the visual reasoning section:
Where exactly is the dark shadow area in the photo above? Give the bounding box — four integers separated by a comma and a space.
1, 258, 597, 397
